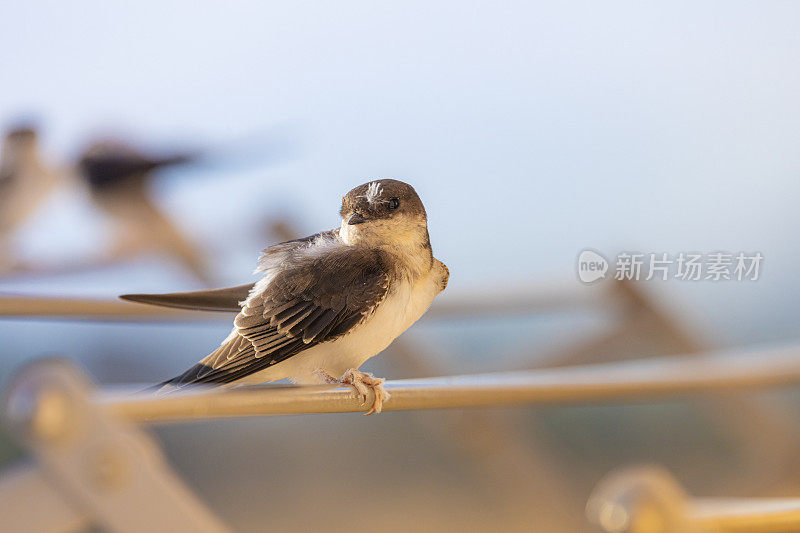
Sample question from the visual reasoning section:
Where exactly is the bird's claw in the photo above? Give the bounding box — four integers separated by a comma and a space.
339, 369, 390, 415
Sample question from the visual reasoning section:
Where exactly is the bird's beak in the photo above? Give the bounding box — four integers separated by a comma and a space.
348, 212, 367, 225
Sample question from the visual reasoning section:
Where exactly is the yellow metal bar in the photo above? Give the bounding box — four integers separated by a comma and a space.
0, 280, 610, 322
0, 293, 210, 321
101, 344, 800, 424
588, 467, 800, 532
692, 499, 800, 532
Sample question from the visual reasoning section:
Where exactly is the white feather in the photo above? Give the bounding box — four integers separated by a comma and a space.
358, 181, 383, 206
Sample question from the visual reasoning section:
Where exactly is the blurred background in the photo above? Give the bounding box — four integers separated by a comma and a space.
1, 1, 800, 531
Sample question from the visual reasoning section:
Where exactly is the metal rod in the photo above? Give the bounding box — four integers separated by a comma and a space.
0, 293, 208, 321
588, 466, 800, 532
0, 279, 611, 322
101, 344, 800, 424
692, 498, 800, 532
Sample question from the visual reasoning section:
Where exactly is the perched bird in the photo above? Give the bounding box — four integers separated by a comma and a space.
77, 141, 211, 283
122, 179, 449, 414
0, 126, 63, 261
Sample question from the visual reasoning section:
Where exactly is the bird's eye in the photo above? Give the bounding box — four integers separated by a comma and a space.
388, 197, 400, 210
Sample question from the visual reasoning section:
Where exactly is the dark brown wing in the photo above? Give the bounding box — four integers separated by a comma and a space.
120, 284, 255, 312
163, 243, 390, 387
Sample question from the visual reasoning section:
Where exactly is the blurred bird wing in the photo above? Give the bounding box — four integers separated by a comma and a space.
120, 283, 255, 312
78, 142, 197, 191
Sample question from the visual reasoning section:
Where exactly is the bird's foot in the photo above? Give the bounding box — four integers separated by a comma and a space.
314, 368, 390, 415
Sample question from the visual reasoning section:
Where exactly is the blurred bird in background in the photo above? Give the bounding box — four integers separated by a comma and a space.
0, 125, 64, 270
0, 120, 297, 283
76, 140, 213, 284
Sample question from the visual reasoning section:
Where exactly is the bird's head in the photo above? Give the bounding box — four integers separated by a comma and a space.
1, 126, 39, 168
339, 179, 429, 249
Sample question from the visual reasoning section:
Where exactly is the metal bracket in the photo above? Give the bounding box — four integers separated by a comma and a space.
1, 359, 230, 533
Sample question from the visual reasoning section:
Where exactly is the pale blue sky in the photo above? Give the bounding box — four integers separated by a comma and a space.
1, 1, 800, 348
